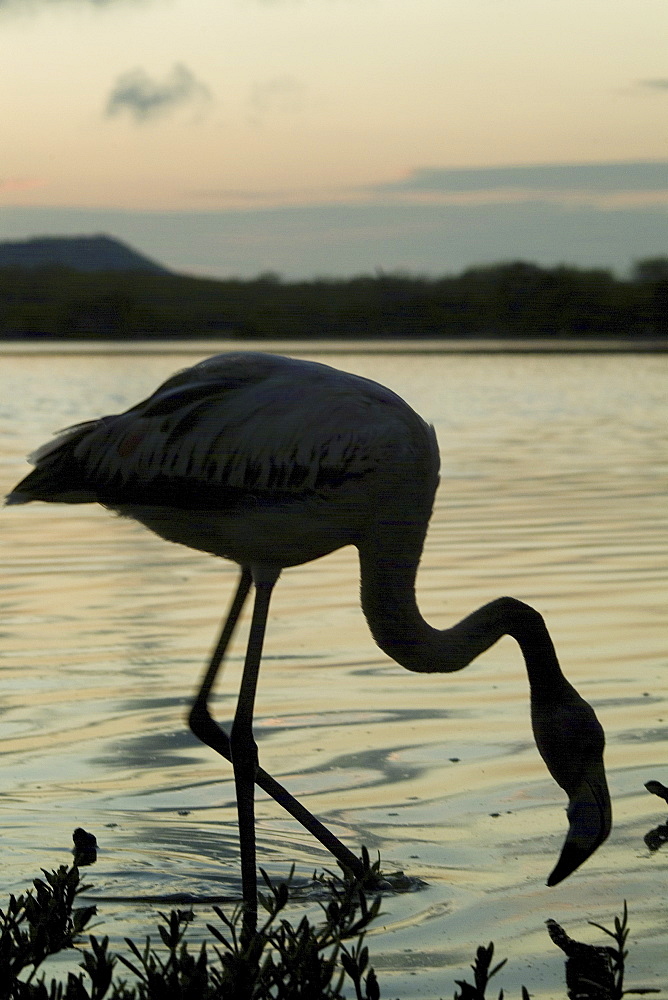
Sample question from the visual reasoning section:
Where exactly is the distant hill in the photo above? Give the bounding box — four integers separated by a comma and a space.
0, 234, 171, 275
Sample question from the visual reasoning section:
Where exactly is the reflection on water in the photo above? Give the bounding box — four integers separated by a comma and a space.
1, 347, 667, 997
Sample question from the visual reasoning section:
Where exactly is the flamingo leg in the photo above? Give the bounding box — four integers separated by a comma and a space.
230, 569, 278, 934
189, 570, 367, 883
189, 567, 253, 729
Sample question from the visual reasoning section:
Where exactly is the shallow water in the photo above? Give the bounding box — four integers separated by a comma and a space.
1, 346, 667, 997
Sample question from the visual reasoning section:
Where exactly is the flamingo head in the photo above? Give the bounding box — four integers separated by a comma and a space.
531, 689, 612, 886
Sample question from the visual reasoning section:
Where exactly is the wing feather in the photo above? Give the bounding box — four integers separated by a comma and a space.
12, 353, 437, 507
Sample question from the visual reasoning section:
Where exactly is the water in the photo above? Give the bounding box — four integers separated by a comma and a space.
1, 345, 667, 997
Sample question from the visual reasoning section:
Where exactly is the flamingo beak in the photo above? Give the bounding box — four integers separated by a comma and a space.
546, 761, 612, 887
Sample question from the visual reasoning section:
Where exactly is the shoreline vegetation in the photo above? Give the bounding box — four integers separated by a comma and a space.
1, 257, 667, 344
1, 863, 659, 999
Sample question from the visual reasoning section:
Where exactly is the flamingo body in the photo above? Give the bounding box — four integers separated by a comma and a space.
10, 352, 439, 570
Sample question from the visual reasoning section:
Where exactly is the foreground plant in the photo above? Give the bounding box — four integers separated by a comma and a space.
643, 780, 668, 852
0, 865, 96, 995
0, 864, 380, 1000
453, 941, 530, 1000
0, 864, 662, 1000
547, 902, 659, 1000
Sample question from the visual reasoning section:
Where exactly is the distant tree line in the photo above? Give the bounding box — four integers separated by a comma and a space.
1, 258, 667, 339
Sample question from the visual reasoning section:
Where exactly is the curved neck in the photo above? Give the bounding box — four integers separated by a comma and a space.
358, 529, 568, 697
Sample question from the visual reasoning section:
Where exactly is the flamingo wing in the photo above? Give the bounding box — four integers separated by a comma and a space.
8, 353, 436, 507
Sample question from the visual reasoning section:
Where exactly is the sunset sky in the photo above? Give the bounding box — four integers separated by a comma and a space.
1, 0, 667, 278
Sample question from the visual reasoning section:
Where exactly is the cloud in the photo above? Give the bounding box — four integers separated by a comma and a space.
0, 177, 46, 192
637, 78, 668, 92
374, 161, 668, 198
105, 63, 211, 123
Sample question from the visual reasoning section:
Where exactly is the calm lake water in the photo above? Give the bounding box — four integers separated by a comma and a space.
1, 345, 667, 997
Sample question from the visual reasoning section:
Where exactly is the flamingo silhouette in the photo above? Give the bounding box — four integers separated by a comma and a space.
7, 351, 611, 930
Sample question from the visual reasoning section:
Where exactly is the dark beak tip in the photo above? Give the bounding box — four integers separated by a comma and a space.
546, 866, 568, 888
545, 854, 577, 888
545, 795, 611, 887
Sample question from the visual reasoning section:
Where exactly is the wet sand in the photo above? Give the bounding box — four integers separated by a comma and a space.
0, 348, 666, 996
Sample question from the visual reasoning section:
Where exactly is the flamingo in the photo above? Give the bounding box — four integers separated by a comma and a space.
7, 351, 611, 930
